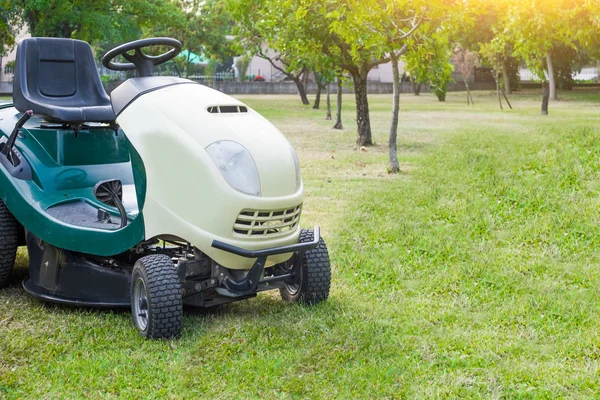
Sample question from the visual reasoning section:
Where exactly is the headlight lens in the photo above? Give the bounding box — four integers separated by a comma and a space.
291, 146, 301, 191
206, 141, 261, 196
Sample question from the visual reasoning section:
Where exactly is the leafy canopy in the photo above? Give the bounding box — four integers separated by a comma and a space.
18, 0, 182, 45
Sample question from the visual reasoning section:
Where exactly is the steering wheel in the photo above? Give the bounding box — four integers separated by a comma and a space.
102, 37, 182, 77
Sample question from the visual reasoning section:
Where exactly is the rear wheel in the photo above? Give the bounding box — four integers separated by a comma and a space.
280, 229, 331, 304
0, 201, 18, 287
131, 254, 183, 339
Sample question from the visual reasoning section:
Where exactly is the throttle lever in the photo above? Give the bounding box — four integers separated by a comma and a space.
1, 110, 33, 165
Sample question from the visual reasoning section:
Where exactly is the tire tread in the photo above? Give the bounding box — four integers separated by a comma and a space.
281, 229, 331, 305
0, 201, 18, 287
132, 254, 183, 339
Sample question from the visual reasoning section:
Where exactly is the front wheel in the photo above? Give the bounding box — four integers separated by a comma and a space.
131, 254, 183, 339
280, 229, 331, 304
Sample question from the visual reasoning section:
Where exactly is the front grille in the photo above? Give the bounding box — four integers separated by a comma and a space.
234, 205, 302, 237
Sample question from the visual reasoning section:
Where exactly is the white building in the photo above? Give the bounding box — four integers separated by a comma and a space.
239, 46, 403, 83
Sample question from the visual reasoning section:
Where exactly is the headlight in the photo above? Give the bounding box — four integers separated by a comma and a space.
290, 146, 301, 191
205, 141, 261, 196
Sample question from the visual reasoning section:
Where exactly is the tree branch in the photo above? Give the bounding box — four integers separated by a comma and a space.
258, 50, 298, 80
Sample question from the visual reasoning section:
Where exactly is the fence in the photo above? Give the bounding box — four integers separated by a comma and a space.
186, 71, 235, 82
519, 66, 599, 83
574, 67, 599, 82
1, 79, 497, 96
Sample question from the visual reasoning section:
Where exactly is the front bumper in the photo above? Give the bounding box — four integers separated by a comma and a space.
212, 225, 320, 258
209, 226, 320, 295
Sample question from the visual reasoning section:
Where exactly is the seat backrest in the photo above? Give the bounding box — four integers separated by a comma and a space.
13, 37, 114, 123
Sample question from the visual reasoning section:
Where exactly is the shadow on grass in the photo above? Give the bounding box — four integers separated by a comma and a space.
4, 260, 342, 341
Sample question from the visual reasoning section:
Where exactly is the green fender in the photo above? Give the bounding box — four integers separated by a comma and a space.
0, 104, 146, 256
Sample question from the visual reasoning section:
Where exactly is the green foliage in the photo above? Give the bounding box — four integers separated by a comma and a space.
17, 0, 182, 45
234, 56, 250, 81
99, 74, 120, 85
140, 0, 234, 79
0, 0, 22, 56
503, 55, 521, 90
552, 44, 591, 90
404, 29, 454, 102
227, 0, 314, 78
203, 59, 218, 85
503, 0, 592, 80
148, 0, 234, 62
429, 63, 454, 102
192, 0, 235, 61
4, 60, 15, 70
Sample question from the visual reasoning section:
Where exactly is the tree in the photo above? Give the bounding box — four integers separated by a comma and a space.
333, 75, 344, 130
182, 0, 234, 62
370, 1, 423, 172
480, 37, 513, 110
312, 70, 328, 110
292, 0, 435, 147
227, 0, 312, 105
454, 0, 517, 97
145, 0, 234, 78
453, 49, 478, 105
325, 82, 332, 120
426, 34, 454, 102
235, 55, 250, 81
19, 0, 182, 45
403, 28, 455, 103
0, 0, 22, 57
314, 0, 393, 146
503, 0, 590, 113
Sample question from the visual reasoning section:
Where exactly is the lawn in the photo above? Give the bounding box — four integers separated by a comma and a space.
2, 89, 600, 398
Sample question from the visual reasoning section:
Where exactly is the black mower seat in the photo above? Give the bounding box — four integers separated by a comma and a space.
13, 37, 115, 124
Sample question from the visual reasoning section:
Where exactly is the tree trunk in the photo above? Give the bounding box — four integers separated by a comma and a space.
494, 71, 503, 110
388, 53, 401, 173
352, 72, 372, 146
333, 77, 343, 129
546, 52, 557, 101
302, 69, 309, 97
463, 76, 473, 105
411, 78, 421, 95
326, 83, 332, 120
173, 63, 182, 78
185, 52, 191, 78
541, 80, 550, 115
501, 87, 513, 110
294, 78, 310, 105
502, 62, 512, 95
313, 84, 322, 109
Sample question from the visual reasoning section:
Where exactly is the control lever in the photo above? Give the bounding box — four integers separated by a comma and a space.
1, 110, 33, 166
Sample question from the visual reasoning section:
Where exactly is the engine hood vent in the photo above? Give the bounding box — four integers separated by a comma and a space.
207, 105, 248, 114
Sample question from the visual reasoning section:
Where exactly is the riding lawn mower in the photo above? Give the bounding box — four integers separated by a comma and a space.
0, 37, 331, 339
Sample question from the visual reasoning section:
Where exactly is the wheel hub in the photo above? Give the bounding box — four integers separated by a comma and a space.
133, 277, 149, 331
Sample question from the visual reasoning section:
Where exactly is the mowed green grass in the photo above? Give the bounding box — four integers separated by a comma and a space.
2, 89, 600, 398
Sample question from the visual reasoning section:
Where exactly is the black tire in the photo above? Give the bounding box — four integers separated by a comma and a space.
0, 201, 18, 287
280, 229, 331, 304
131, 254, 183, 339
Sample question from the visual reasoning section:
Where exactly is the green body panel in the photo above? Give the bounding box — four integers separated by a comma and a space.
0, 105, 145, 256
